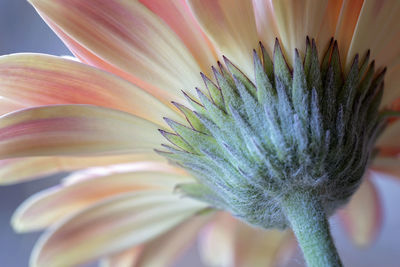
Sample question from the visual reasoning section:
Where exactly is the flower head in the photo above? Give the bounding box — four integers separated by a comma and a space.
0, 0, 399, 266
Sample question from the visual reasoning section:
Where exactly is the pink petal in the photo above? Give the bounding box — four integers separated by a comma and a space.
0, 53, 182, 126
0, 154, 164, 185
0, 105, 163, 159
29, 0, 204, 104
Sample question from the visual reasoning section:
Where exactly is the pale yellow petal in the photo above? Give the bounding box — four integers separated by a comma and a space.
31, 191, 208, 267
270, 0, 331, 64
12, 162, 191, 232
252, 0, 280, 55
0, 154, 163, 185
187, 0, 258, 77
0, 53, 183, 125
139, 0, 217, 74
0, 105, 163, 159
29, 0, 203, 104
338, 175, 382, 246
346, 0, 400, 68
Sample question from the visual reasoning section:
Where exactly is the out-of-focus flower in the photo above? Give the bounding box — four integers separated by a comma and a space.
0, 0, 398, 266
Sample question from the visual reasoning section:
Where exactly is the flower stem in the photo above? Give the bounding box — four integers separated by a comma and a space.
281, 191, 343, 267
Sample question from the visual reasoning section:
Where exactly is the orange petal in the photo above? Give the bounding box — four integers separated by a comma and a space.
12, 162, 192, 232
31, 191, 208, 267
29, 0, 203, 104
334, 0, 364, 67
0, 105, 163, 159
270, 0, 332, 64
338, 174, 382, 246
187, 0, 259, 77
0, 53, 183, 126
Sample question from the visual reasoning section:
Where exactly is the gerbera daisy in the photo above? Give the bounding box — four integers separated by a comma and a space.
0, 0, 399, 266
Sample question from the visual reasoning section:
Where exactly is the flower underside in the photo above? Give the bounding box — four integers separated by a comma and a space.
157, 38, 387, 229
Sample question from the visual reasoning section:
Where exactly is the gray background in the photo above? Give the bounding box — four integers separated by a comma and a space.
1, 1, 400, 266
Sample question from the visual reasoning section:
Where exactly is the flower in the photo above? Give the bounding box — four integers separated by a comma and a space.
0, 0, 399, 266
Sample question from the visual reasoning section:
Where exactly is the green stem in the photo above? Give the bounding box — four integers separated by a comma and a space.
280, 191, 343, 267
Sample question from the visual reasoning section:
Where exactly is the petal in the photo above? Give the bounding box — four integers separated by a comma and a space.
338, 175, 382, 246
139, 0, 217, 73
346, 0, 400, 69
199, 212, 293, 267
0, 53, 182, 126
371, 157, 400, 179
29, 0, 203, 104
0, 97, 25, 115
101, 247, 142, 267
187, 0, 259, 77
31, 191, 208, 267
376, 120, 400, 148
133, 211, 214, 267
382, 66, 400, 107
0, 154, 163, 185
0, 105, 163, 159
252, 0, 280, 55
101, 212, 214, 267
12, 162, 191, 232
334, 0, 364, 66
270, 0, 332, 64
198, 212, 236, 267
233, 225, 293, 267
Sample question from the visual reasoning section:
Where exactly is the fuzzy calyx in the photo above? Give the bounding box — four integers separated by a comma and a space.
157, 38, 387, 229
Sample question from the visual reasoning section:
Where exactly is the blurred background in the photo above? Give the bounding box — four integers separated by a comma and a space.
1, 1, 399, 266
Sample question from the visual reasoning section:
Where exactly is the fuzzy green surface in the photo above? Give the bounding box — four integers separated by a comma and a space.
158, 38, 387, 230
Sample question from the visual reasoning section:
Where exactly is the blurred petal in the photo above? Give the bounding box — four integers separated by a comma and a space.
252, 0, 280, 55
0, 154, 163, 185
376, 120, 400, 148
101, 247, 142, 267
270, 0, 331, 64
382, 66, 400, 107
338, 175, 382, 246
371, 157, 400, 179
199, 212, 293, 267
31, 191, 208, 267
0, 53, 182, 126
139, 0, 217, 73
232, 224, 293, 267
0, 105, 163, 159
199, 212, 236, 267
187, 0, 258, 77
133, 211, 214, 267
29, 0, 203, 104
12, 162, 191, 232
